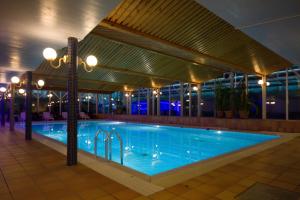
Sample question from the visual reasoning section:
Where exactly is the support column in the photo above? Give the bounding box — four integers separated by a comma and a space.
197, 84, 202, 117
102, 94, 105, 114
95, 94, 99, 114
87, 95, 90, 113
285, 69, 289, 120
36, 92, 40, 113
25, 71, 32, 140
128, 93, 132, 115
59, 91, 62, 115
67, 37, 78, 166
109, 94, 112, 114
180, 83, 183, 116
147, 89, 150, 116
78, 93, 81, 113
48, 92, 52, 113
9, 84, 15, 131
262, 75, 267, 120
152, 89, 155, 115
168, 86, 171, 116
1, 94, 5, 127
124, 93, 128, 114
137, 90, 140, 115
188, 84, 192, 117
214, 80, 216, 117
157, 88, 160, 116
244, 74, 248, 96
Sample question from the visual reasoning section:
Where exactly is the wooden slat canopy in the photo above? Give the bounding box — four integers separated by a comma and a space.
33, 0, 291, 93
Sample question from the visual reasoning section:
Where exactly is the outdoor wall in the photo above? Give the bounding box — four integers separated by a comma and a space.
94, 114, 300, 133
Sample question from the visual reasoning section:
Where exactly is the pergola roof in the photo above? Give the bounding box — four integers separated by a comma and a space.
33, 0, 291, 93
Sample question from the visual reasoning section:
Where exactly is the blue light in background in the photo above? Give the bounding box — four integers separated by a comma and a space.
131, 100, 181, 115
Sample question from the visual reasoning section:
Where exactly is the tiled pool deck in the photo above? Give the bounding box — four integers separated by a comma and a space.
0, 127, 300, 200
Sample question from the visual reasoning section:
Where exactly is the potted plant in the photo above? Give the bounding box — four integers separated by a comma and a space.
215, 82, 224, 118
223, 87, 234, 118
239, 88, 250, 119
238, 82, 257, 119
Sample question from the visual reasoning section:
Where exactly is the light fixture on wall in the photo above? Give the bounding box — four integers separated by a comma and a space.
10, 76, 45, 90
0, 87, 6, 93
152, 89, 161, 96
36, 79, 45, 89
11, 76, 20, 84
0, 87, 7, 100
18, 88, 25, 95
43, 47, 98, 72
258, 79, 270, 86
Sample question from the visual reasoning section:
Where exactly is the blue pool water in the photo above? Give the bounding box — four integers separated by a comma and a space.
31, 121, 279, 175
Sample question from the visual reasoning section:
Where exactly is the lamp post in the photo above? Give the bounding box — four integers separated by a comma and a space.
9, 75, 45, 134
285, 69, 289, 120
188, 84, 192, 117
43, 47, 98, 72
9, 76, 19, 131
195, 84, 202, 117
157, 88, 161, 116
258, 76, 269, 119
180, 83, 183, 117
0, 87, 7, 127
25, 71, 32, 140
95, 94, 99, 115
168, 86, 171, 116
42, 42, 98, 166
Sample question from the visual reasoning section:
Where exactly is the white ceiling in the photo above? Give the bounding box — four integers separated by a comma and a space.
196, 0, 300, 67
0, 0, 121, 83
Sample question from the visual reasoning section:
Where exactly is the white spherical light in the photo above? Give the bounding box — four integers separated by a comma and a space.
192, 86, 198, 91
11, 76, 20, 84
0, 87, 6, 93
258, 79, 263, 85
37, 79, 45, 87
43, 48, 57, 61
18, 89, 25, 94
86, 55, 97, 67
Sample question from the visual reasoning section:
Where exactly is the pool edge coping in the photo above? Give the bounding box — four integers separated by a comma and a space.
15, 124, 300, 196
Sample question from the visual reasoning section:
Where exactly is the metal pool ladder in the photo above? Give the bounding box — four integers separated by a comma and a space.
94, 129, 110, 160
94, 129, 124, 165
108, 129, 124, 165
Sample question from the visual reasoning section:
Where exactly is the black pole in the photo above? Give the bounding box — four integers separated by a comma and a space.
67, 37, 78, 166
109, 94, 112, 114
9, 84, 15, 131
0, 95, 5, 127
25, 71, 32, 140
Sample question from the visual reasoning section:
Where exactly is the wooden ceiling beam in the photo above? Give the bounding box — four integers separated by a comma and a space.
32, 73, 158, 91
96, 64, 201, 84
92, 20, 261, 75
36, 86, 113, 94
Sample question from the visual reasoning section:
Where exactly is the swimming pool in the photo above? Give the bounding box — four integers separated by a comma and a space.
31, 121, 279, 175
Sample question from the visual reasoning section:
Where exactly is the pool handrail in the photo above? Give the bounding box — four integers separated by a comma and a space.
108, 129, 124, 165
94, 129, 110, 160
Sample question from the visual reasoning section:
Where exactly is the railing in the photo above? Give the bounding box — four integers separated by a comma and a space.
94, 129, 110, 160
94, 128, 124, 165
108, 129, 124, 165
